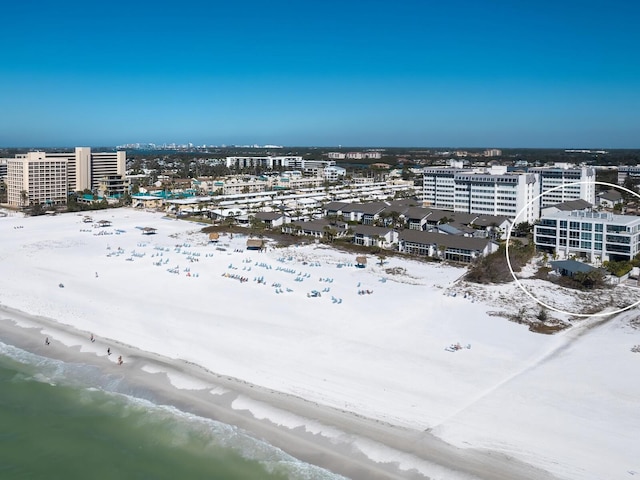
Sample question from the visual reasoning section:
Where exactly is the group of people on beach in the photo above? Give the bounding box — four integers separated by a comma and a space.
45, 333, 123, 365
106, 344, 124, 364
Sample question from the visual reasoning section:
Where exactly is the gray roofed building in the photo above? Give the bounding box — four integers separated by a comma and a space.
359, 202, 388, 214
425, 210, 477, 226
403, 206, 433, 230
254, 211, 285, 220
398, 229, 498, 262
549, 259, 597, 276
254, 211, 288, 228
597, 190, 623, 209
598, 190, 622, 202
404, 230, 497, 261
340, 201, 389, 224
323, 201, 349, 214
282, 218, 348, 239
543, 199, 593, 213
434, 223, 464, 235
352, 225, 397, 248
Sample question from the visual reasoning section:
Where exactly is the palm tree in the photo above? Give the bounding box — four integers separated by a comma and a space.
20, 190, 28, 207
323, 225, 337, 243
390, 211, 402, 229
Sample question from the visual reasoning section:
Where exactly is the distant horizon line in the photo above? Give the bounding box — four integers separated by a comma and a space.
1, 145, 636, 152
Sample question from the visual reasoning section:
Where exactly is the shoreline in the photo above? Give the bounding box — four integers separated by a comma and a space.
0, 303, 559, 480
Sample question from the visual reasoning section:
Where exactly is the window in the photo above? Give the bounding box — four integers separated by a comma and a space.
607, 224, 627, 233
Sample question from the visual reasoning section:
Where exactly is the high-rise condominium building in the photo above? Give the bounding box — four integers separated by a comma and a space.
423, 164, 595, 223
5, 147, 125, 207
6, 152, 68, 207
423, 166, 540, 223
529, 164, 596, 209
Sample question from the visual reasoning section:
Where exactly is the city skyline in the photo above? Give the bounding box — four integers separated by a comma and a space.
2, 0, 639, 149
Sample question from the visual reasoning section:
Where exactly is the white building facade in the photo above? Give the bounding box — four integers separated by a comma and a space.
534, 210, 640, 262
323, 166, 347, 182
224, 156, 334, 173
5, 148, 126, 207
422, 168, 468, 210
423, 164, 596, 223
6, 152, 68, 206
423, 167, 539, 222
617, 166, 640, 185
530, 165, 596, 209
453, 171, 539, 222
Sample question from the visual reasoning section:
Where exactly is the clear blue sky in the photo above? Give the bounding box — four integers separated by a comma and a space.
1, 0, 639, 148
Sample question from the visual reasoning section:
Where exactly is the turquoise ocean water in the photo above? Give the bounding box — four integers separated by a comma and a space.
0, 341, 345, 480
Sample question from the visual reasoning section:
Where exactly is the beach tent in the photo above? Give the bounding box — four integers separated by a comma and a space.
141, 227, 157, 235
355, 256, 367, 268
208, 232, 220, 242
246, 239, 264, 251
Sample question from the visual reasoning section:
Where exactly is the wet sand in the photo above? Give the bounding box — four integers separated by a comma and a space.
0, 304, 559, 480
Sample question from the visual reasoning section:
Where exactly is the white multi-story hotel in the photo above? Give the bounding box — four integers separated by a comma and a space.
224, 156, 335, 173
323, 166, 347, 182
529, 164, 596, 208
453, 170, 539, 222
422, 167, 469, 211
6, 152, 68, 207
423, 166, 539, 222
5, 147, 126, 207
534, 210, 640, 262
617, 165, 640, 185
225, 156, 302, 170
423, 164, 595, 223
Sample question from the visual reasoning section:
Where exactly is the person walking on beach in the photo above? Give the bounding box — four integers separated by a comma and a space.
90, 334, 95, 343
107, 347, 111, 355
45, 337, 50, 346
117, 356, 123, 365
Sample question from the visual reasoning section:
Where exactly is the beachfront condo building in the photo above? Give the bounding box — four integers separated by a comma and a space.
529, 164, 596, 209
6, 152, 68, 207
423, 166, 540, 223
423, 164, 596, 223
5, 147, 126, 207
534, 210, 640, 262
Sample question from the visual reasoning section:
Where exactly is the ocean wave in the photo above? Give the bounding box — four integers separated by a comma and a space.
0, 340, 346, 480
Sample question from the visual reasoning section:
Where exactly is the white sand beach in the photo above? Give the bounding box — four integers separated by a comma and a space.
1, 208, 639, 480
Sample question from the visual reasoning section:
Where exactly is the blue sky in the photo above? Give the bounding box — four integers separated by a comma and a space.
1, 0, 639, 148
